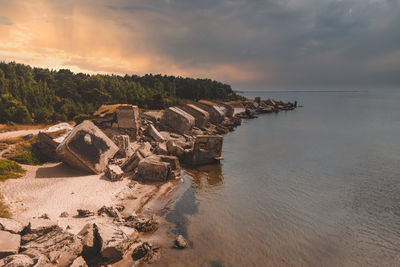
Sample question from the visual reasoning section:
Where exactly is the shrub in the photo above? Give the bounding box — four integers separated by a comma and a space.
0, 158, 25, 181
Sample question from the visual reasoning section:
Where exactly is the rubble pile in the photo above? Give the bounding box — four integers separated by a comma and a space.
35, 97, 296, 182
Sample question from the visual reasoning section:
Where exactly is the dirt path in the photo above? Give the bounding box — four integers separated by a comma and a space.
0, 129, 44, 140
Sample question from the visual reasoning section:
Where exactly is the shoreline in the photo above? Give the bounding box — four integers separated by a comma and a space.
0, 98, 297, 266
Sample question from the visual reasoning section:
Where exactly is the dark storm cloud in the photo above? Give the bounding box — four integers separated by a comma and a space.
0, 15, 12, 25
103, 0, 400, 89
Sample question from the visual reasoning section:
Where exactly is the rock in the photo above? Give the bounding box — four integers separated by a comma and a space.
20, 227, 83, 267
0, 230, 21, 258
97, 206, 121, 219
121, 151, 143, 172
195, 100, 226, 124
112, 135, 130, 157
95, 223, 135, 263
265, 98, 276, 106
136, 157, 170, 182
123, 215, 159, 233
216, 102, 235, 117
146, 124, 165, 142
105, 164, 124, 182
154, 142, 168, 155
21, 219, 58, 244
175, 235, 188, 249
38, 214, 50, 220
0, 218, 23, 234
59, 212, 69, 218
186, 135, 224, 165
166, 140, 184, 158
78, 224, 97, 260
138, 142, 153, 158
160, 107, 195, 135
0, 254, 35, 267
157, 155, 181, 179
77, 209, 95, 217
22, 248, 51, 266
37, 123, 73, 159
131, 242, 160, 264
181, 104, 210, 129
56, 120, 119, 174
70, 256, 88, 267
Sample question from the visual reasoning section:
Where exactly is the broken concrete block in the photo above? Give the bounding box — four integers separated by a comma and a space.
187, 135, 224, 165
0, 230, 21, 258
137, 157, 170, 182
146, 124, 165, 142
166, 140, 185, 158
157, 155, 181, 179
0, 218, 23, 234
37, 122, 73, 159
116, 105, 140, 140
181, 104, 210, 129
105, 164, 124, 181
194, 100, 226, 124
121, 151, 144, 172
0, 254, 35, 267
160, 107, 195, 135
56, 120, 119, 174
112, 135, 130, 157
138, 142, 152, 158
154, 142, 168, 155
217, 102, 234, 117
95, 223, 134, 263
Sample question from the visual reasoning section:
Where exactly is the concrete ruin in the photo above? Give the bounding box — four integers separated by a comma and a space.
195, 100, 226, 124
180, 104, 210, 129
186, 135, 224, 165
93, 104, 140, 140
37, 123, 73, 159
56, 120, 119, 174
160, 107, 195, 135
136, 155, 181, 182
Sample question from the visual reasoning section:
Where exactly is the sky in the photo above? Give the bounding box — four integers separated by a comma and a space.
0, 0, 399, 90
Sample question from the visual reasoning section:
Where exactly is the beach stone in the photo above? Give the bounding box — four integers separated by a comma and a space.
56, 120, 119, 174
131, 242, 160, 263
77, 209, 95, 217
0, 218, 23, 234
175, 235, 188, 249
0, 230, 21, 258
59, 212, 69, 218
0, 254, 34, 267
105, 164, 124, 181
70, 256, 88, 267
20, 227, 83, 267
161, 107, 195, 135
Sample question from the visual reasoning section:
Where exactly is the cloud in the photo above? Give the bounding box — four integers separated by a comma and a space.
0, 16, 12, 25
0, 0, 400, 89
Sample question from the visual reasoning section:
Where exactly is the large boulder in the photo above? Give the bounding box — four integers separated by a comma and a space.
0, 230, 21, 258
20, 226, 83, 267
160, 107, 195, 135
180, 104, 210, 129
0, 218, 23, 234
56, 120, 119, 174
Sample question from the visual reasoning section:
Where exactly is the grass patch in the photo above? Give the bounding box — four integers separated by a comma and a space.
0, 158, 26, 181
0, 123, 49, 133
10, 143, 50, 165
0, 196, 11, 218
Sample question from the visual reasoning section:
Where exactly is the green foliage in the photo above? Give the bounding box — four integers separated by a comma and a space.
10, 144, 50, 166
0, 61, 242, 124
0, 159, 25, 181
73, 113, 91, 125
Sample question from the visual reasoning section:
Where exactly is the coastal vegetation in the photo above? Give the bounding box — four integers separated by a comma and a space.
0, 61, 242, 125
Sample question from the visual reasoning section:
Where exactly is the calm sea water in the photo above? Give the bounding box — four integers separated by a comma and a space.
156, 89, 400, 267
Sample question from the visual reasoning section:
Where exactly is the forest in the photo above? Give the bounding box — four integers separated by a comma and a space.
0, 61, 242, 124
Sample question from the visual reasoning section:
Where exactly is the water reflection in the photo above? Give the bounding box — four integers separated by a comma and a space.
185, 163, 224, 189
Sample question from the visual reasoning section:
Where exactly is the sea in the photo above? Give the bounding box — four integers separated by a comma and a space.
155, 89, 400, 267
